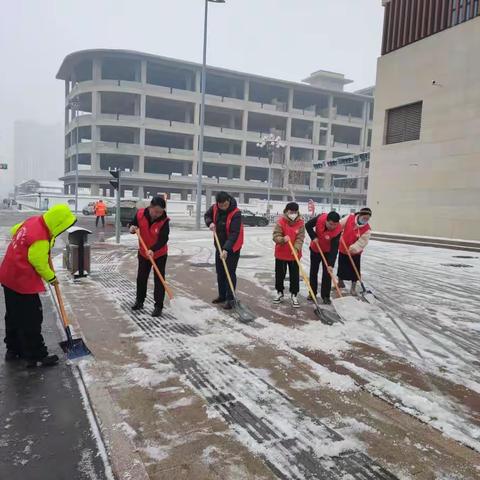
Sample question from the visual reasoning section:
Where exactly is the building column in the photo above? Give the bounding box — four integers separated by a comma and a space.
362, 101, 370, 151
192, 70, 202, 179
243, 79, 250, 101
141, 60, 147, 84
137, 186, 145, 199
91, 184, 100, 196
180, 190, 188, 201
92, 58, 101, 81
312, 121, 321, 146
285, 88, 293, 191
287, 87, 294, 113
240, 165, 246, 181
239, 192, 245, 204
138, 155, 145, 174
205, 188, 212, 210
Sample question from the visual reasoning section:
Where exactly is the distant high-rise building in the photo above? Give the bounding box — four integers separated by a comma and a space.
14, 120, 63, 184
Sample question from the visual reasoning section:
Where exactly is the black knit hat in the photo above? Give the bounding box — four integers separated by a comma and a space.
284, 202, 299, 212
358, 207, 372, 216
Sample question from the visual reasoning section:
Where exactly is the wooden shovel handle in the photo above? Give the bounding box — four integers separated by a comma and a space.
286, 240, 320, 308
136, 230, 174, 300
314, 240, 343, 298
53, 282, 70, 329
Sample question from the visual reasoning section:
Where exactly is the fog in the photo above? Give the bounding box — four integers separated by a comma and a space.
0, 0, 383, 195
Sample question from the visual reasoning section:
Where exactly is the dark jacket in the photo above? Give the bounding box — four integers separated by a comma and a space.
131, 209, 170, 252
204, 196, 242, 252
305, 215, 340, 266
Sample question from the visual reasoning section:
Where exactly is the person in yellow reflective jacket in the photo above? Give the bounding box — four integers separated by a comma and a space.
0, 204, 76, 367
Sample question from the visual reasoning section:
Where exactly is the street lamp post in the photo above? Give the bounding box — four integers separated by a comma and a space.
257, 134, 285, 216
68, 97, 81, 214
195, 0, 225, 230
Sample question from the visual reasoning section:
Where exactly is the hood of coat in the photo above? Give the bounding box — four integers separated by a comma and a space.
43, 204, 77, 238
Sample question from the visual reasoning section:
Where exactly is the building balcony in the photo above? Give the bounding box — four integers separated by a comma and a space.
290, 135, 313, 145
202, 151, 242, 165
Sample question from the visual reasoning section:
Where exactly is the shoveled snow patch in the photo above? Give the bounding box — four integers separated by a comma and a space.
154, 396, 195, 411
142, 444, 170, 462
126, 366, 175, 388
117, 422, 137, 440
340, 361, 480, 452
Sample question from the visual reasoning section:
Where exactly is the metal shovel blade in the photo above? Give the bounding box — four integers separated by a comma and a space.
314, 306, 341, 325
233, 300, 256, 323
59, 338, 92, 360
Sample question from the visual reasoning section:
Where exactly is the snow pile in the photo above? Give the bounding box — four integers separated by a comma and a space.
340, 361, 480, 452
126, 365, 175, 389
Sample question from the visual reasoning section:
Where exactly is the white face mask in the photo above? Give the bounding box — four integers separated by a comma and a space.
287, 213, 298, 221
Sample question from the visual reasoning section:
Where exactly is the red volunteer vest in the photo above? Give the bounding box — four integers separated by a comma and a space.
339, 214, 371, 255
136, 208, 169, 259
0, 216, 51, 294
213, 205, 244, 252
310, 213, 343, 253
275, 216, 305, 261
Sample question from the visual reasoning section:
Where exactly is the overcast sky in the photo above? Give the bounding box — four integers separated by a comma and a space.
0, 0, 384, 192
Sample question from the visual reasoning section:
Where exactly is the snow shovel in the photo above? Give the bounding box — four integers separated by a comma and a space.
340, 237, 377, 304
314, 240, 364, 324
287, 240, 339, 326
50, 283, 91, 359
136, 230, 174, 301
213, 231, 255, 323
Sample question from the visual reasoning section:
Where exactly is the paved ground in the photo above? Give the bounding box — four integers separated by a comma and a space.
1, 209, 480, 479
59, 224, 480, 479
0, 209, 112, 480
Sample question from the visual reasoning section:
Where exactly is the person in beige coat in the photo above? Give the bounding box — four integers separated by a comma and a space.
272, 202, 305, 307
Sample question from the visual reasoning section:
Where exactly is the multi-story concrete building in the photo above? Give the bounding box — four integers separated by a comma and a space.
57, 50, 373, 205
368, 0, 480, 240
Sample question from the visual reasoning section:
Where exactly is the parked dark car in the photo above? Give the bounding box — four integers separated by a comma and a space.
242, 210, 269, 227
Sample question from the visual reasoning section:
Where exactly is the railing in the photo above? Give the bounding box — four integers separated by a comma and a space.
291, 107, 315, 117
290, 135, 313, 144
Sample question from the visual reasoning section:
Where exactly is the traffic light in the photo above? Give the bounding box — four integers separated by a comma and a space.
109, 169, 120, 190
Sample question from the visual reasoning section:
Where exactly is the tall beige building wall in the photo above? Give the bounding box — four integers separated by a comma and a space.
368, 17, 480, 241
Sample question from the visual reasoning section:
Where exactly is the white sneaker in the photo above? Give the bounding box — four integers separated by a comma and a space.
291, 294, 300, 308
273, 292, 284, 304
350, 282, 357, 296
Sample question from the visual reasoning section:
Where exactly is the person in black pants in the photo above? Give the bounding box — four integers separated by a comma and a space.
305, 211, 342, 304
3, 287, 48, 362
129, 197, 170, 317
204, 192, 244, 310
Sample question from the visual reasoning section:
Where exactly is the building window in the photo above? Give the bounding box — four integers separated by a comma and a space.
474, 0, 479, 16
385, 101, 423, 145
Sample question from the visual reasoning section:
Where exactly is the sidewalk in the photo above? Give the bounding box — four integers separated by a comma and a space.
57, 235, 480, 480
0, 290, 111, 480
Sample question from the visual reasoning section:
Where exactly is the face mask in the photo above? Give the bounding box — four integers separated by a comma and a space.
357, 217, 368, 226
287, 213, 297, 221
